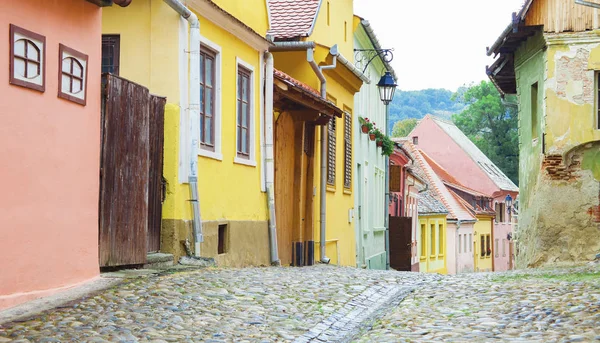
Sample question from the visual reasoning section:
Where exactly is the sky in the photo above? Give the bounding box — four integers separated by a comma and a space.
353, 0, 525, 91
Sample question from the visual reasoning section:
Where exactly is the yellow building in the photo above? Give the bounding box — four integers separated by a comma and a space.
267, 0, 368, 266
102, 0, 273, 266
473, 217, 493, 272
417, 191, 448, 274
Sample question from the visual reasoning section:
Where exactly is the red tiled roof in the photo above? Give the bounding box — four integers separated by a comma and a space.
268, 0, 321, 39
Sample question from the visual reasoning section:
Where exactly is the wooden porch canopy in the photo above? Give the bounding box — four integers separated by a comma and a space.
485, 1, 542, 96
273, 69, 343, 125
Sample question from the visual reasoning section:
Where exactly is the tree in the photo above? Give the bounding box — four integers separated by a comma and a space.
452, 81, 519, 185
391, 118, 418, 138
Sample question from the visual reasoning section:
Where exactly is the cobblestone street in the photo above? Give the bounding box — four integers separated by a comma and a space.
0, 265, 598, 343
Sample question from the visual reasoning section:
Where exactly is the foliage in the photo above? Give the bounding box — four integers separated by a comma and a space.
371, 127, 394, 156
388, 88, 467, 132
391, 118, 418, 138
451, 81, 519, 185
359, 116, 374, 132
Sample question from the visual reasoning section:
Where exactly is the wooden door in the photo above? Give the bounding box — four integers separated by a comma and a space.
389, 216, 412, 271
147, 95, 165, 252
99, 74, 164, 267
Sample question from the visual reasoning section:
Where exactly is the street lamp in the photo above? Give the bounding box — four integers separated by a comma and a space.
505, 194, 513, 213
377, 71, 397, 105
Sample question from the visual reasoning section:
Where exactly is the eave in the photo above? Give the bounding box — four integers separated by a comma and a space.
86, 0, 131, 7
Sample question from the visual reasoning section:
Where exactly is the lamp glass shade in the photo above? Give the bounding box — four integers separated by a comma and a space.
377, 71, 397, 105
505, 194, 513, 207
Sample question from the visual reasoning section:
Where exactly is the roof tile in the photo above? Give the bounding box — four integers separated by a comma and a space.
268, 0, 320, 39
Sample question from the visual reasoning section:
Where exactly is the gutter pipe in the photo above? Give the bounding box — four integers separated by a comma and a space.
264, 52, 280, 265
163, 0, 203, 256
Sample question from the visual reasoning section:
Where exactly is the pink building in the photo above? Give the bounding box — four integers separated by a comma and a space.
409, 115, 518, 271
0, 0, 130, 310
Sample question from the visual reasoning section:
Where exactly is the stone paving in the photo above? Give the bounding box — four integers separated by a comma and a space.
0, 264, 599, 343
0, 266, 437, 343
355, 264, 600, 343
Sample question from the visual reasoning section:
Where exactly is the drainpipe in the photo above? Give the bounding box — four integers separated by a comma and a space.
163, 0, 203, 256
456, 220, 461, 274
264, 52, 280, 265
307, 47, 336, 264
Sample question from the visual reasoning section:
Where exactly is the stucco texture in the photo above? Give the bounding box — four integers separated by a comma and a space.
0, 0, 102, 310
515, 31, 600, 268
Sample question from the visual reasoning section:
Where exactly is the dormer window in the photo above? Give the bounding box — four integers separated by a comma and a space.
58, 44, 88, 105
9, 24, 45, 92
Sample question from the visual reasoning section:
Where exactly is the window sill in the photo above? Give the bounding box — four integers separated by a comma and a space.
343, 188, 352, 195
199, 149, 223, 161
438, 254, 444, 258
372, 226, 386, 233
234, 157, 257, 167
327, 186, 336, 193
420, 257, 426, 262
430, 255, 437, 259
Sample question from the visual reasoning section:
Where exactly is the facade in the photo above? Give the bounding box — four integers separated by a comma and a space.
0, 0, 130, 310
268, 0, 367, 266
487, 0, 600, 267
102, 0, 273, 267
417, 191, 448, 274
409, 115, 518, 271
396, 139, 475, 274
353, 16, 396, 269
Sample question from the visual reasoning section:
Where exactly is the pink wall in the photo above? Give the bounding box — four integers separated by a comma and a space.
0, 0, 102, 310
492, 193, 516, 271
410, 117, 499, 196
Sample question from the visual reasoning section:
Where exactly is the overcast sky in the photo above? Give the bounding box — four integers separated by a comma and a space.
353, 0, 525, 91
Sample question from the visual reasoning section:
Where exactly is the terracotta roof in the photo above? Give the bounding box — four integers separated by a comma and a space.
267, 0, 321, 39
273, 68, 342, 117
418, 190, 448, 215
443, 181, 488, 198
448, 188, 496, 217
428, 115, 519, 192
420, 150, 461, 185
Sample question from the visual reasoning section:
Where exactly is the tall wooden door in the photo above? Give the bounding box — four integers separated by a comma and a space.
99, 74, 165, 267
147, 95, 165, 252
389, 216, 412, 271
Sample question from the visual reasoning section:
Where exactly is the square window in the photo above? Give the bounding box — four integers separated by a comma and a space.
58, 44, 88, 106
9, 24, 45, 92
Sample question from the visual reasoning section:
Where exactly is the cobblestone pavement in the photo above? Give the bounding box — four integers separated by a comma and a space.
355, 264, 600, 343
1, 265, 599, 343
0, 266, 437, 343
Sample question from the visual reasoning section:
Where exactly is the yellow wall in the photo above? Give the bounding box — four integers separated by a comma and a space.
102, 0, 267, 224
474, 217, 493, 272
418, 216, 447, 274
310, 0, 355, 58
211, 0, 269, 36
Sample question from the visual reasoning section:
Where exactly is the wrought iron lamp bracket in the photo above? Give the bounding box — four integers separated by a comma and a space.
354, 48, 394, 74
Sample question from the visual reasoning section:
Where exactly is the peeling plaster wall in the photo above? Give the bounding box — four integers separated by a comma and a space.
515, 31, 600, 268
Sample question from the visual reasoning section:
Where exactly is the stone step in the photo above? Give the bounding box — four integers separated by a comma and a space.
144, 253, 174, 269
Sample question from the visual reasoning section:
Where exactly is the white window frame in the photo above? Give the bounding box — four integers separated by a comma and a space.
234, 57, 256, 167
198, 35, 223, 161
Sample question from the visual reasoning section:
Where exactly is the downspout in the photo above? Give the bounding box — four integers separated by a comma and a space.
456, 220, 461, 274
163, 0, 203, 256
307, 47, 337, 264
490, 215, 495, 272
264, 52, 280, 265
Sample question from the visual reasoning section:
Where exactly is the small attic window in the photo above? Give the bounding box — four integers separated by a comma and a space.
412, 136, 418, 145
58, 44, 88, 106
9, 24, 46, 92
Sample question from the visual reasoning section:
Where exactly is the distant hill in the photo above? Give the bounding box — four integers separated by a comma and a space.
388, 88, 466, 131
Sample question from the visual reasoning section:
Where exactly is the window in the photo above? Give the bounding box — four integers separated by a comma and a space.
218, 224, 228, 254
430, 224, 436, 257
469, 234, 472, 252
486, 234, 491, 257
58, 44, 88, 105
344, 21, 347, 42
438, 224, 444, 255
480, 235, 485, 258
200, 47, 217, 151
9, 24, 45, 92
412, 136, 418, 145
597, 72, 600, 129
502, 239, 506, 257
101, 35, 120, 75
531, 82, 539, 139
327, 1, 330, 26
458, 234, 462, 254
236, 65, 251, 159
420, 224, 426, 258
343, 111, 352, 189
464, 234, 467, 253
495, 203, 506, 223
495, 239, 499, 257
327, 117, 337, 186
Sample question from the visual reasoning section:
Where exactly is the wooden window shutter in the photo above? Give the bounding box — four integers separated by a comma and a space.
389, 165, 402, 192
327, 117, 336, 186
343, 112, 352, 189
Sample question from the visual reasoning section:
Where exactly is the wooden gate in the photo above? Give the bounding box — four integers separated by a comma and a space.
99, 74, 165, 267
389, 216, 412, 271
